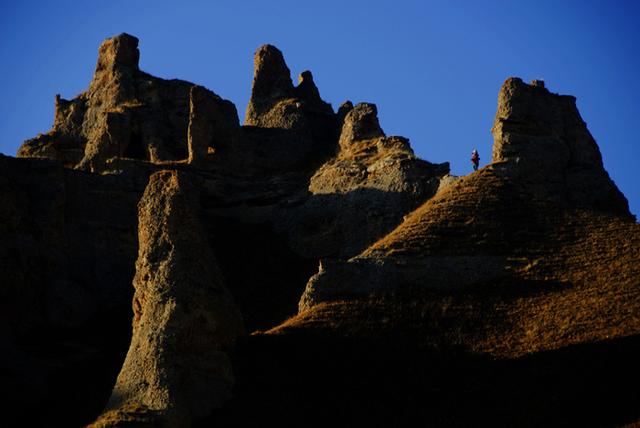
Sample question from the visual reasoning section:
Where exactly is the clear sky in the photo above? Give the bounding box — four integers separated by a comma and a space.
1, 0, 638, 217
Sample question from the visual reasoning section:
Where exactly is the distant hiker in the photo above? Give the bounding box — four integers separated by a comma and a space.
471, 149, 480, 171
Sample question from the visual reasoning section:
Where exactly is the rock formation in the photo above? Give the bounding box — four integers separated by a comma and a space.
187, 85, 240, 165
91, 171, 243, 427
243, 44, 337, 166
18, 34, 237, 172
297, 78, 638, 358
311, 102, 447, 196
3, 35, 639, 427
244, 45, 333, 129
491, 77, 631, 216
283, 102, 449, 257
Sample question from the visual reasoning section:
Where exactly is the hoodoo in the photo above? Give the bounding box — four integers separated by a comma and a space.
2, 35, 638, 427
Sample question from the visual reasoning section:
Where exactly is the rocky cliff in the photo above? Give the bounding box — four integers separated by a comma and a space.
3, 34, 639, 427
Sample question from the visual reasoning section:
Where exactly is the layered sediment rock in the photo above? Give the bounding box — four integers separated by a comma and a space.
18, 34, 237, 172
92, 171, 243, 427
0, 154, 148, 334
299, 78, 636, 340
491, 77, 631, 216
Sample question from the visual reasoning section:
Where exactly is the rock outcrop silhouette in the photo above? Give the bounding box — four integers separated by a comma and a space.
3, 35, 639, 427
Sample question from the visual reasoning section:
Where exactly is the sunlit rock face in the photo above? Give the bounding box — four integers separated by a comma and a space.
18, 33, 238, 172
491, 77, 630, 217
91, 170, 244, 427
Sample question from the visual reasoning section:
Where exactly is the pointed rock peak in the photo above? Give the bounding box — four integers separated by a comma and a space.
295, 69, 323, 104
338, 100, 354, 112
95, 33, 140, 73
245, 44, 294, 125
491, 76, 631, 218
298, 70, 314, 85
339, 102, 385, 146
251, 44, 293, 101
492, 76, 585, 165
245, 45, 335, 126
337, 100, 354, 123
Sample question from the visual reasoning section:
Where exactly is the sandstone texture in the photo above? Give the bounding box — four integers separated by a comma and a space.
91, 171, 243, 427
284, 102, 449, 257
18, 34, 237, 172
245, 45, 333, 130
3, 36, 639, 427
243, 45, 337, 166
491, 77, 630, 216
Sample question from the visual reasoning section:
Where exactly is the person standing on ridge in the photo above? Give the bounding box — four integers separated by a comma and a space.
471, 149, 480, 171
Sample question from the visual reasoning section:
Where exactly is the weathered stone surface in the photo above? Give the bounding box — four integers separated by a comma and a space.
0, 155, 147, 333
244, 44, 295, 126
18, 34, 237, 173
93, 170, 244, 427
282, 102, 449, 258
336, 100, 354, 126
243, 44, 338, 167
295, 70, 322, 107
312, 102, 446, 195
243, 46, 335, 128
491, 77, 631, 217
338, 102, 384, 148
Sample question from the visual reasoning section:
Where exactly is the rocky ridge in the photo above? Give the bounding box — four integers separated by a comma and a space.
3, 33, 639, 427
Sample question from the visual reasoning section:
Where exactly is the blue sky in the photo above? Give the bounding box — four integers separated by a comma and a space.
1, 0, 638, 216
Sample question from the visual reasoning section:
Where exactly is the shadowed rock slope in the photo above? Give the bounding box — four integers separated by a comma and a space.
2, 34, 638, 428
242, 78, 640, 426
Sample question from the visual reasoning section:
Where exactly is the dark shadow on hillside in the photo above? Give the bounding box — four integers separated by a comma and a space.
200, 332, 640, 428
219, 125, 337, 176
205, 217, 319, 333
202, 187, 430, 333
2, 306, 133, 428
